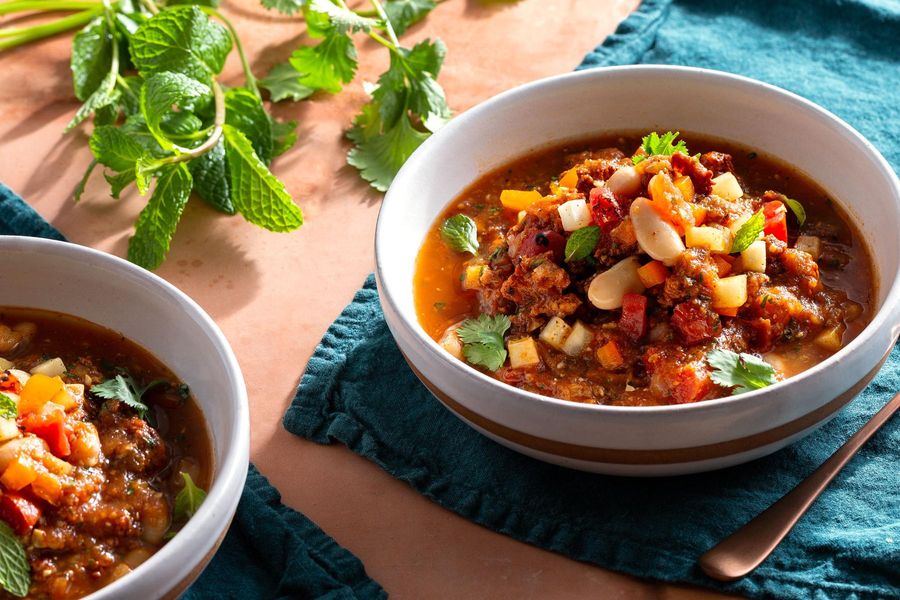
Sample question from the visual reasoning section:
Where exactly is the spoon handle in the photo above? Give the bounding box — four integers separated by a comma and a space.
699, 390, 900, 581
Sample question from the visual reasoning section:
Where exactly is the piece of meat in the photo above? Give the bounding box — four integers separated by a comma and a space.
670, 301, 721, 345
500, 255, 581, 324
700, 151, 734, 176
657, 248, 718, 307
671, 152, 713, 194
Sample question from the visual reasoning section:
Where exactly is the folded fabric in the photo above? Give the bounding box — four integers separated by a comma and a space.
285, 1, 900, 598
0, 182, 385, 600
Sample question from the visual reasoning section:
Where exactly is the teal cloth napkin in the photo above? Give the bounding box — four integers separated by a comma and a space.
285, 1, 900, 598
0, 183, 385, 600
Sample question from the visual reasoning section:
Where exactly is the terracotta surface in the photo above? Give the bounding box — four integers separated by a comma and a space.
0, 1, 739, 598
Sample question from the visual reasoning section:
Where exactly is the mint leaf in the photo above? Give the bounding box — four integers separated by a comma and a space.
706, 349, 777, 395
90, 126, 144, 172
632, 131, 689, 165
288, 29, 357, 94
223, 124, 303, 232
730, 210, 765, 253
224, 87, 273, 164
385, 0, 436, 35
457, 314, 511, 371
440, 214, 478, 254
565, 226, 600, 262
260, 62, 315, 102
161, 112, 204, 136
174, 472, 206, 520
784, 197, 806, 226
65, 70, 119, 132
130, 6, 232, 82
0, 521, 29, 597
128, 163, 193, 269
308, 0, 377, 33
71, 17, 113, 102
74, 160, 99, 202
347, 112, 428, 192
189, 139, 233, 214
0, 394, 16, 420
141, 71, 210, 150
272, 119, 299, 157
260, 0, 305, 15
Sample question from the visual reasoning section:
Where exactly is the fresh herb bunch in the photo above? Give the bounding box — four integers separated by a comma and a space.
2, 0, 303, 270
258, 0, 451, 191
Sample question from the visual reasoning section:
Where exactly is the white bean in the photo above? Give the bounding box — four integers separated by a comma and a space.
587, 256, 645, 310
629, 197, 685, 266
606, 165, 642, 198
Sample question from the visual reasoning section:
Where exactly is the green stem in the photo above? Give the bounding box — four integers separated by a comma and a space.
0, 7, 101, 47
158, 80, 225, 165
202, 7, 258, 98
138, 0, 158, 15
0, 1, 100, 16
368, 0, 399, 48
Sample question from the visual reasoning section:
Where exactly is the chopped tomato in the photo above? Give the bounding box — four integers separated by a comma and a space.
22, 412, 71, 458
619, 293, 648, 341
589, 186, 622, 232
0, 372, 21, 394
763, 200, 788, 243
671, 302, 720, 345
0, 491, 41, 536
671, 364, 713, 404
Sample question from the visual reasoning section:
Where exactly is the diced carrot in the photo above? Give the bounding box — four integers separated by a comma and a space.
0, 491, 41, 536
1, 456, 37, 491
596, 341, 624, 370
637, 261, 669, 288
31, 472, 62, 505
674, 175, 695, 203
712, 255, 732, 277
500, 190, 542, 211
18, 374, 64, 416
559, 167, 578, 189
715, 306, 739, 317
22, 411, 71, 458
692, 205, 707, 226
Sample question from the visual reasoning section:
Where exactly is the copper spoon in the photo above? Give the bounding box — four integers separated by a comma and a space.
699, 389, 900, 581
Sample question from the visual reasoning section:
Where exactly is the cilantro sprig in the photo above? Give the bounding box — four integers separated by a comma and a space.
632, 131, 689, 165
456, 314, 511, 372
706, 349, 778, 395
90, 371, 166, 419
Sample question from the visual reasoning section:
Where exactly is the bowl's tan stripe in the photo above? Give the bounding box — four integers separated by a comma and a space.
402, 350, 889, 465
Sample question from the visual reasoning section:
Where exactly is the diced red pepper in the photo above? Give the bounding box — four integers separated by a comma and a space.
0, 491, 41, 536
763, 200, 788, 243
0, 372, 21, 394
619, 293, 649, 341
589, 185, 622, 232
21, 412, 71, 458
670, 302, 720, 345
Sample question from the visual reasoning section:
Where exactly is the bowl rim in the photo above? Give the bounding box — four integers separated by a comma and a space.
0, 236, 250, 598
376, 64, 900, 415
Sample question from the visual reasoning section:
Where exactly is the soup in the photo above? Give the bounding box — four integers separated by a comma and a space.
0, 308, 211, 598
414, 132, 874, 406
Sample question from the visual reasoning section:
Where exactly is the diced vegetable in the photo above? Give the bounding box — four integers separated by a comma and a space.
0, 419, 18, 443
18, 374, 65, 416
763, 200, 788, 243
29, 358, 66, 378
606, 166, 641, 198
439, 329, 463, 360
463, 265, 486, 290
629, 197, 686, 266
712, 274, 748, 309
711, 172, 743, 200
507, 337, 541, 368
712, 255, 733, 277
596, 341, 624, 370
561, 321, 593, 356
728, 212, 753, 235
517, 210, 527, 223
22, 409, 71, 458
673, 175, 694, 203
539, 317, 572, 350
0, 456, 37, 491
31, 472, 62, 505
692, 205, 707, 226
0, 359, 12, 372
587, 256, 645, 310
588, 186, 623, 232
685, 226, 730, 253
619, 293, 649, 341
715, 306, 739, 317
814, 325, 844, 351
54, 384, 83, 411
0, 371, 22, 394
0, 491, 42, 536
671, 302, 718, 344
795, 235, 822, 259
557, 199, 593, 231
500, 189, 542, 211
648, 172, 693, 228
741, 240, 767, 273
637, 260, 669, 288
0, 438, 41, 474
558, 167, 578, 189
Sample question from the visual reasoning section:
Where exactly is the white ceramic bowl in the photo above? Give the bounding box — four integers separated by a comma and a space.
376, 65, 900, 476
0, 236, 248, 597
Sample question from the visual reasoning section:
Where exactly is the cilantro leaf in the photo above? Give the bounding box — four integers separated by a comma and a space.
130, 6, 232, 82
0, 394, 16, 420
173, 472, 206, 521
260, 0, 305, 15
632, 131, 689, 165
189, 139, 233, 214
308, 0, 377, 33
565, 226, 600, 262
260, 62, 315, 102
222, 124, 304, 232
440, 214, 479, 254
0, 521, 29, 597
706, 349, 777, 395
347, 112, 428, 192
71, 16, 113, 102
456, 314, 511, 371
128, 163, 193, 270
141, 71, 211, 151
288, 29, 357, 94
224, 87, 274, 164
730, 210, 765, 253
385, 0, 437, 35
783, 197, 806, 226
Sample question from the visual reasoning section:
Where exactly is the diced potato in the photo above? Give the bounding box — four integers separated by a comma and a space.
0, 418, 18, 442
692, 205, 708, 226
507, 337, 541, 368
815, 326, 844, 352
557, 199, 593, 232
439, 330, 463, 360
463, 264, 486, 290
685, 226, 730, 253
30, 358, 66, 378
539, 317, 573, 350
500, 189, 542, 211
712, 274, 748, 309
561, 321, 593, 356
711, 172, 743, 200
0, 358, 12, 371
795, 235, 822, 259
559, 167, 578, 189
741, 240, 767, 273
728, 213, 751, 234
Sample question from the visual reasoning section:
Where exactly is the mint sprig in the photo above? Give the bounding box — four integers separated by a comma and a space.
0, 522, 29, 598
